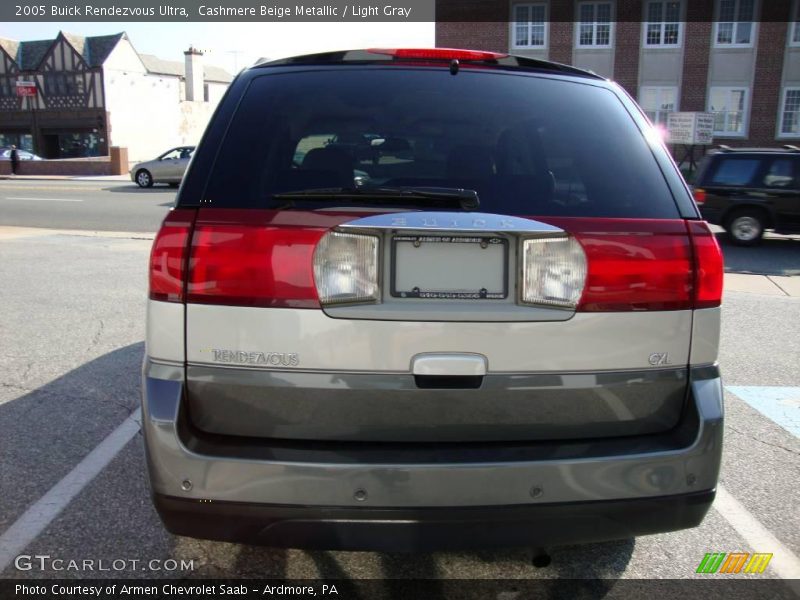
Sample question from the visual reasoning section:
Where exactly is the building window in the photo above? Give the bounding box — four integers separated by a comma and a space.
43, 73, 84, 96
708, 87, 749, 136
791, 1, 800, 46
779, 88, 800, 137
577, 2, 613, 47
645, 1, 681, 47
714, 0, 755, 47
640, 86, 678, 125
512, 3, 547, 48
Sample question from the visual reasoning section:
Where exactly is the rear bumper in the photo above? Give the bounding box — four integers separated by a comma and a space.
154, 490, 715, 551
141, 360, 723, 549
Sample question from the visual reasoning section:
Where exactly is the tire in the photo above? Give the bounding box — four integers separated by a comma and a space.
136, 169, 154, 188
725, 209, 765, 246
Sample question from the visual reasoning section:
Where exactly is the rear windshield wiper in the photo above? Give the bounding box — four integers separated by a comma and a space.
272, 186, 480, 211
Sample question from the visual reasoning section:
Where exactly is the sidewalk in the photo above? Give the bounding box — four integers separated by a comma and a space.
725, 273, 800, 297
0, 174, 130, 182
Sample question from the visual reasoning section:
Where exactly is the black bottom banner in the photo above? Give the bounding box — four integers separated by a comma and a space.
2, 579, 798, 600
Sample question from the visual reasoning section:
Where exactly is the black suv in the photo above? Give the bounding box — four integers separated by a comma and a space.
694, 146, 800, 245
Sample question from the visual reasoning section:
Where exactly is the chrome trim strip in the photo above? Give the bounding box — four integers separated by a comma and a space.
338, 212, 563, 233
184, 360, 689, 376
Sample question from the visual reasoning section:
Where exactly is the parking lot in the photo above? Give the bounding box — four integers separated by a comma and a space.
0, 180, 798, 588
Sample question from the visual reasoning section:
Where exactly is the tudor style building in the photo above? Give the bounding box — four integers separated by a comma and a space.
0, 32, 232, 161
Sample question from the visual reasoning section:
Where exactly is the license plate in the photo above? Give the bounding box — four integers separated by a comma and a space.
391, 235, 508, 299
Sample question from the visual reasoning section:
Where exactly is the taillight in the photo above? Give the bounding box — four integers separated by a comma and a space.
368, 48, 508, 61
693, 188, 707, 205
540, 219, 695, 311
687, 220, 724, 309
313, 231, 379, 305
149, 209, 195, 302
188, 223, 325, 308
521, 236, 587, 308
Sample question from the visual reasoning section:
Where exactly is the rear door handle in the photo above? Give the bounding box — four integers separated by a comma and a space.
411, 353, 487, 376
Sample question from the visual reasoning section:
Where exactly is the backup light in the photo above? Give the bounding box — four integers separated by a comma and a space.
521, 236, 587, 309
313, 232, 379, 305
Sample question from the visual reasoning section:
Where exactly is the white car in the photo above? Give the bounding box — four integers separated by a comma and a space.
130, 146, 195, 188
0, 148, 43, 161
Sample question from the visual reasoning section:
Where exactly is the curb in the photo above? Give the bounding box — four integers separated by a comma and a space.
0, 175, 131, 182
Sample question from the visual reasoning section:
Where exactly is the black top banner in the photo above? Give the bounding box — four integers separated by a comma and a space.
3, 0, 792, 23
5, 0, 433, 22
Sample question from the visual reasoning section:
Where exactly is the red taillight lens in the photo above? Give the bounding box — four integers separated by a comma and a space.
687, 220, 724, 309
693, 188, 707, 205
187, 218, 327, 308
149, 208, 195, 302
368, 48, 508, 61
540, 219, 694, 311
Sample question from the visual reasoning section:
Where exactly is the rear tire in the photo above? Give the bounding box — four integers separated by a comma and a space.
136, 169, 154, 188
725, 209, 765, 246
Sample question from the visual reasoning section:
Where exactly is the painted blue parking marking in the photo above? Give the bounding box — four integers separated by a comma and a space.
726, 386, 800, 438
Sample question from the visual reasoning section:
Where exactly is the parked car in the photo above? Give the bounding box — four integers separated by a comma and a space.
143, 49, 724, 551
693, 146, 800, 245
130, 146, 195, 188
0, 147, 43, 160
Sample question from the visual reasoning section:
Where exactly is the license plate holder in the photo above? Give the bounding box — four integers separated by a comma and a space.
391, 235, 508, 299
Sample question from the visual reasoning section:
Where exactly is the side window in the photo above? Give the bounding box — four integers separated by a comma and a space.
160, 149, 181, 161
708, 158, 761, 186
762, 158, 797, 189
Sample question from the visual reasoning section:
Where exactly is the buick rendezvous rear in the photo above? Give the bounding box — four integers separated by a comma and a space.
142, 49, 724, 551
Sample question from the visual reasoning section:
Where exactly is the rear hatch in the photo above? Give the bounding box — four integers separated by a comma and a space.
152, 51, 722, 444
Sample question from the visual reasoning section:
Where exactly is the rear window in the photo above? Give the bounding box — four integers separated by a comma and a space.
199, 68, 678, 218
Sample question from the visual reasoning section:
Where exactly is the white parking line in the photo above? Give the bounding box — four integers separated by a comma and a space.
4, 197, 83, 202
0, 409, 141, 573
714, 484, 800, 585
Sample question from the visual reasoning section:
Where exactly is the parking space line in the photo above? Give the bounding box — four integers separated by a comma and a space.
4, 197, 84, 202
726, 386, 800, 438
714, 485, 800, 585
0, 409, 141, 573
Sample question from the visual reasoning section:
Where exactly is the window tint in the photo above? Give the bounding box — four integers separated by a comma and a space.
161, 149, 182, 160
200, 68, 678, 218
709, 157, 760, 186
762, 158, 797, 188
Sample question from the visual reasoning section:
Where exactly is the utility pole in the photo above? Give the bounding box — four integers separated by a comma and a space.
15, 80, 39, 154
226, 50, 244, 73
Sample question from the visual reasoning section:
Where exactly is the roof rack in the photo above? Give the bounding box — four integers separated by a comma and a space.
716, 144, 799, 153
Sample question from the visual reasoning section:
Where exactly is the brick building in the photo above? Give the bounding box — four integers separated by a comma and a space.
436, 0, 799, 149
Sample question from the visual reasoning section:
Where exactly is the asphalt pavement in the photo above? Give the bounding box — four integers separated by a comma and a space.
0, 180, 798, 590
0, 180, 173, 232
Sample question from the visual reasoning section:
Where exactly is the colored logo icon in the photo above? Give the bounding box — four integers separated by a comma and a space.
696, 552, 773, 574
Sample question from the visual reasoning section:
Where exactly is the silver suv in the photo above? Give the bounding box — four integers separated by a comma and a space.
143, 49, 724, 551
